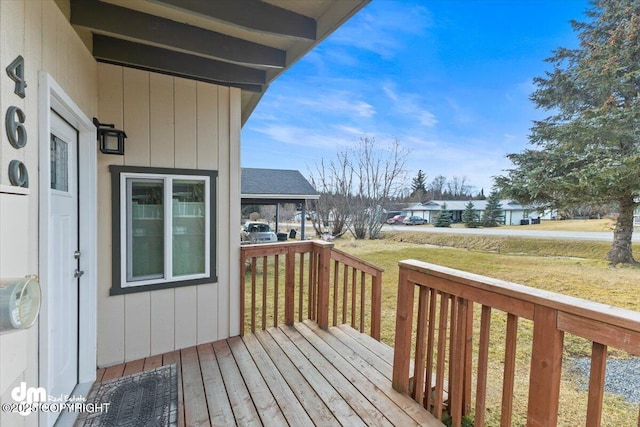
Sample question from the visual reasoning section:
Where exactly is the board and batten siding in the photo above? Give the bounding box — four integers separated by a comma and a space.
0, 1, 97, 426
96, 63, 241, 367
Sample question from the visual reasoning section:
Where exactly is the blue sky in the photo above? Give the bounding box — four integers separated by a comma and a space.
241, 0, 590, 195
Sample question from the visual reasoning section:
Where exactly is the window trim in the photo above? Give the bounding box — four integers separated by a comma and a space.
109, 165, 217, 295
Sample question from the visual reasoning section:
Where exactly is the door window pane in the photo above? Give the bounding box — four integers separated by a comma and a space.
127, 179, 164, 281
50, 135, 68, 191
172, 180, 205, 276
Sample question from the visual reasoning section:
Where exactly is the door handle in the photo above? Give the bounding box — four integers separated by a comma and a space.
74, 269, 84, 278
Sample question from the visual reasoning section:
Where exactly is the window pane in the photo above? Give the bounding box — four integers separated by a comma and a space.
50, 135, 68, 191
128, 179, 164, 281
172, 179, 206, 276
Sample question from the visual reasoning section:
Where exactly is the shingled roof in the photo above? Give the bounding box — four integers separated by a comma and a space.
241, 168, 319, 204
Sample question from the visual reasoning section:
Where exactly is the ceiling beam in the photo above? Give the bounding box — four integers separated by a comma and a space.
150, 0, 317, 40
71, 0, 285, 68
93, 35, 265, 91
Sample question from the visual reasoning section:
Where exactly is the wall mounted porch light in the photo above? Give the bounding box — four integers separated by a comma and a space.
93, 117, 127, 155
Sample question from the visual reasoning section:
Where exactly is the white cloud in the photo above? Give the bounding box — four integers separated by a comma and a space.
328, 5, 433, 59
333, 124, 366, 136
418, 111, 437, 127
383, 85, 398, 101
295, 92, 376, 118
250, 123, 353, 151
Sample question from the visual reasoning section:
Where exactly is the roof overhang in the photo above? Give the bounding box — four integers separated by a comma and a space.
241, 194, 321, 205
64, 0, 370, 125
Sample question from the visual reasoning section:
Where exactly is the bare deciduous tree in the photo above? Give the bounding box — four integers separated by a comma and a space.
309, 136, 409, 240
308, 156, 352, 238
350, 137, 409, 239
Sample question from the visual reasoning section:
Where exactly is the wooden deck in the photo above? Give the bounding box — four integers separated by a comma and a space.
95, 321, 442, 426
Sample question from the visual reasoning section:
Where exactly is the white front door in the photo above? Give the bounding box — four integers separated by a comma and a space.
48, 111, 79, 409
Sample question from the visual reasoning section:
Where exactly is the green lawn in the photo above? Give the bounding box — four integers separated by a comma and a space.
333, 235, 639, 427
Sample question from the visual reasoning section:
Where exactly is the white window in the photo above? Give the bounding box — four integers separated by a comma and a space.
110, 166, 217, 294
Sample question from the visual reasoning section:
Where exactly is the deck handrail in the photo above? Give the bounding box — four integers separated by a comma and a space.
392, 259, 640, 427
240, 240, 383, 339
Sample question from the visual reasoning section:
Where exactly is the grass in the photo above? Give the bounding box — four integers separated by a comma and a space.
332, 235, 640, 426
500, 218, 618, 231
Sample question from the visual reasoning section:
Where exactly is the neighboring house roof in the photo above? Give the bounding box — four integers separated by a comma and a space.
68, 0, 371, 125
407, 200, 529, 211
241, 168, 319, 204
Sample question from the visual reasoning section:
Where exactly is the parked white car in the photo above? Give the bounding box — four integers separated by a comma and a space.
241, 221, 277, 244
403, 216, 427, 225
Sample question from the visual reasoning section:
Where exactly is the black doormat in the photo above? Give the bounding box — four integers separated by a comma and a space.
76, 364, 178, 427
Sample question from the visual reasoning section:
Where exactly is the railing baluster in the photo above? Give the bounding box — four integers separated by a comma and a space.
425, 289, 437, 410
360, 271, 365, 332
333, 260, 339, 326
501, 313, 518, 427
240, 254, 246, 336
262, 256, 267, 330
342, 264, 348, 324
434, 292, 449, 419
475, 305, 492, 427
285, 246, 295, 326
371, 273, 382, 340
316, 242, 331, 329
308, 251, 315, 320
450, 297, 468, 427
449, 295, 458, 397
463, 302, 473, 415
251, 257, 257, 333
273, 254, 279, 328
586, 342, 607, 427
298, 252, 304, 323
413, 286, 430, 403
351, 267, 357, 328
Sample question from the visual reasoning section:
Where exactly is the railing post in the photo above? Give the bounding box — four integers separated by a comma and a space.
285, 245, 295, 326
392, 265, 415, 393
527, 305, 564, 426
315, 241, 333, 330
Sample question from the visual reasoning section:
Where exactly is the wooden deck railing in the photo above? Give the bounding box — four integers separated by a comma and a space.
392, 259, 640, 427
240, 240, 383, 339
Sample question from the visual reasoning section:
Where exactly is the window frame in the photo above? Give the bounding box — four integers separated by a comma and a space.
109, 165, 217, 295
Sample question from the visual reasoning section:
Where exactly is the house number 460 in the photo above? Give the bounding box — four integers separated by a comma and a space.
5, 55, 29, 188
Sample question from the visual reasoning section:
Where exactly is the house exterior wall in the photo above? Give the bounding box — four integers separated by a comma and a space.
0, 1, 97, 426
505, 210, 525, 225
96, 64, 241, 367
1, 3, 243, 425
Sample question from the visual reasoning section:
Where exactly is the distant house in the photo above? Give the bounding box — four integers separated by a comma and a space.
403, 200, 543, 225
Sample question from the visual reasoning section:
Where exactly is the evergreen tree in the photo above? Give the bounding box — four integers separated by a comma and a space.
482, 192, 503, 227
434, 203, 452, 228
462, 202, 479, 228
496, 1, 640, 265
410, 170, 428, 201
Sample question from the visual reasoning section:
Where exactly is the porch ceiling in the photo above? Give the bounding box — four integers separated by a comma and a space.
65, 0, 370, 124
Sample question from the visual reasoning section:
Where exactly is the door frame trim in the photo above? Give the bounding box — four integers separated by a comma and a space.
38, 72, 97, 424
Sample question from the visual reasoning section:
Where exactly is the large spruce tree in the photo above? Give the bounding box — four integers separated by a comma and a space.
496, 0, 640, 265
410, 170, 428, 201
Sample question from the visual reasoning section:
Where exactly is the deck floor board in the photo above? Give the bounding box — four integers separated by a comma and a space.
94, 323, 443, 426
